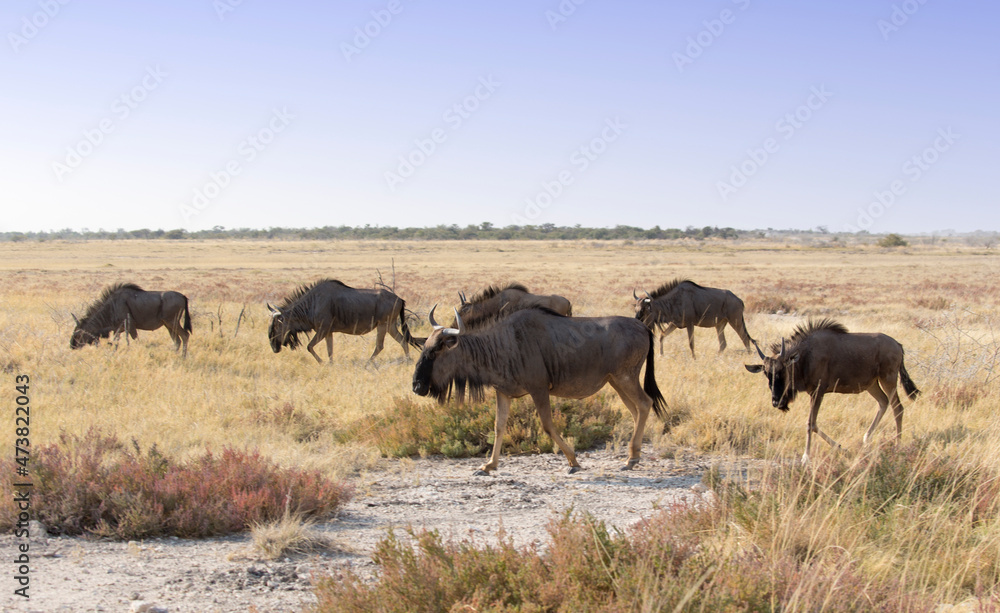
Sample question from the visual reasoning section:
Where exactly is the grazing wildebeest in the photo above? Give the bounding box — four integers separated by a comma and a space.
70, 283, 192, 357
412, 305, 667, 474
634, 279, 753, 357
453, 282, 572, 329
267, 279, 421, 363
744, 319, 920, 463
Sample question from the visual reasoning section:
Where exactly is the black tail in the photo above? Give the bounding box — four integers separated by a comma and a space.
399, 302, 423, 349
899, 354, 920, 400
182, 298, 192, 333
643, 329, 668, 418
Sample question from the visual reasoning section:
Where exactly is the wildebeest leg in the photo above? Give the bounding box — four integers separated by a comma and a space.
368, 323, 388, 361
863, 380, 893, 445
803, 389, 840, 463
477, 391, 512, 474
731, 316, 753, 352
385, 321, 410, 359
658, 324, 677, 355
531, 392, 581, 474
716, 322, 727, 352
686, 325, 696, 358
609, 378, 651, 471
305, 331, 328, 364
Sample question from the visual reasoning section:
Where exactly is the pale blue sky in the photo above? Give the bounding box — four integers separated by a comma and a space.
2, 1, 997, 233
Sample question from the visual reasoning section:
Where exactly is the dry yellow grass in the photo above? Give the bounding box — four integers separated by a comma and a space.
1, 238, 998, 480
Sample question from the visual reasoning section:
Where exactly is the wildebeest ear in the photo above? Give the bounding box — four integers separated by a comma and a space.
745, 364, 764, 373
786, 354, 800, 364
441, 335, 459, 349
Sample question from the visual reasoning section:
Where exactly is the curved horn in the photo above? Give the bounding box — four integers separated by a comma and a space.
779, 338, 787, 360
752, 339, 766, 360
71, 313, 80, 325
428, 304, 442, 329
459, 291, 467, 305
266, 303, 280, 317
644, 291, 652, 300
633, 288, 639, 301
453, 308, 465, 335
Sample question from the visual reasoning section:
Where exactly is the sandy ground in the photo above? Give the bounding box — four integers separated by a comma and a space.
1, 449, 722, 613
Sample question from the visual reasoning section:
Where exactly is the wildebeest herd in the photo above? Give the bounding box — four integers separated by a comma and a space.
70, 278, 920, 472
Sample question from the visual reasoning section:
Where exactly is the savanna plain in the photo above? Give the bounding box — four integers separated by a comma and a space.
1, 238, 999, 612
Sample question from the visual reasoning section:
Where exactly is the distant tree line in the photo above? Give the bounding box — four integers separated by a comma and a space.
0, 224, 743, 242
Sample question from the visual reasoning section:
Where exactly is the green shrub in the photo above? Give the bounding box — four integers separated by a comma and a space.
350, 395, 624, 459
878, 233, 909, 247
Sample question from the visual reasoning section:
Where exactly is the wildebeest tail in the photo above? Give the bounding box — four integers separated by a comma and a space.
899, 353, 920, 400
643, 328, 667, 418
184, 298, 192, 333
400, 302, 423, 349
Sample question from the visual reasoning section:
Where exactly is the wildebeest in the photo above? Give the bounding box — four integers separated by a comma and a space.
744, 319, 920, 463
412, 305, 667, 474
267, 279, 421, 363
454, 282, 572, 329
634, 279, 753, 357
70, 283, 192, 357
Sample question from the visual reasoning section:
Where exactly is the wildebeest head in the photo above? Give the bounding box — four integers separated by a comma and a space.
69, 313, 100, 349
633, 289, 655, 327
744, 339, 799, 411
267, 303, 300, 353
412, 305, 463, 401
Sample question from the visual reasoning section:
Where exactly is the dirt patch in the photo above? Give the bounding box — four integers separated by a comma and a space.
3, 449, 722, 613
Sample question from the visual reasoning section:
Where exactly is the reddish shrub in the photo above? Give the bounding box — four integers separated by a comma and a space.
0, 429, 352, 539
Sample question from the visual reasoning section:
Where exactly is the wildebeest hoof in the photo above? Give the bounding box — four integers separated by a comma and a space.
473, 469, 493, 477
620, 459, 640, 471
567, 466, 582, 475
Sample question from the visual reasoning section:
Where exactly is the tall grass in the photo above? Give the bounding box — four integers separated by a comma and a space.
1, 239, 999, 606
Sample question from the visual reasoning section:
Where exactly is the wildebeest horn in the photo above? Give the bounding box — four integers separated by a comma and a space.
454, 308, 465, 335
459, 291, 467, 305
633, 288, 639, 300
752, 339, 766, 360
266, 303, 280, 317
428, 304, 441, 328
779, 338, 786, 360
71, 313, 80, 325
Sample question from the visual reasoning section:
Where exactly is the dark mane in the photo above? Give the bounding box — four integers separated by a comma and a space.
648, 278, 700, 299
278, 279, 348, 309
771, 318, 849, 353
467, 282, 529, 304
81, 282, 142, 321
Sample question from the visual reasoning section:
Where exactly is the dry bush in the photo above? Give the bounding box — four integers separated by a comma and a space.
744, 292, 797, 314
0, 429, 352, 539
249, 510, 336, 560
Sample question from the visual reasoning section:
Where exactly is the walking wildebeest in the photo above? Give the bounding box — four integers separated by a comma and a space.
267, 279, 421, 363
744, 319, 920, 463
634, 279, 753, 357
453, 282, 572, 329
70, 283, 192, 357
412, 305, 667, 474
